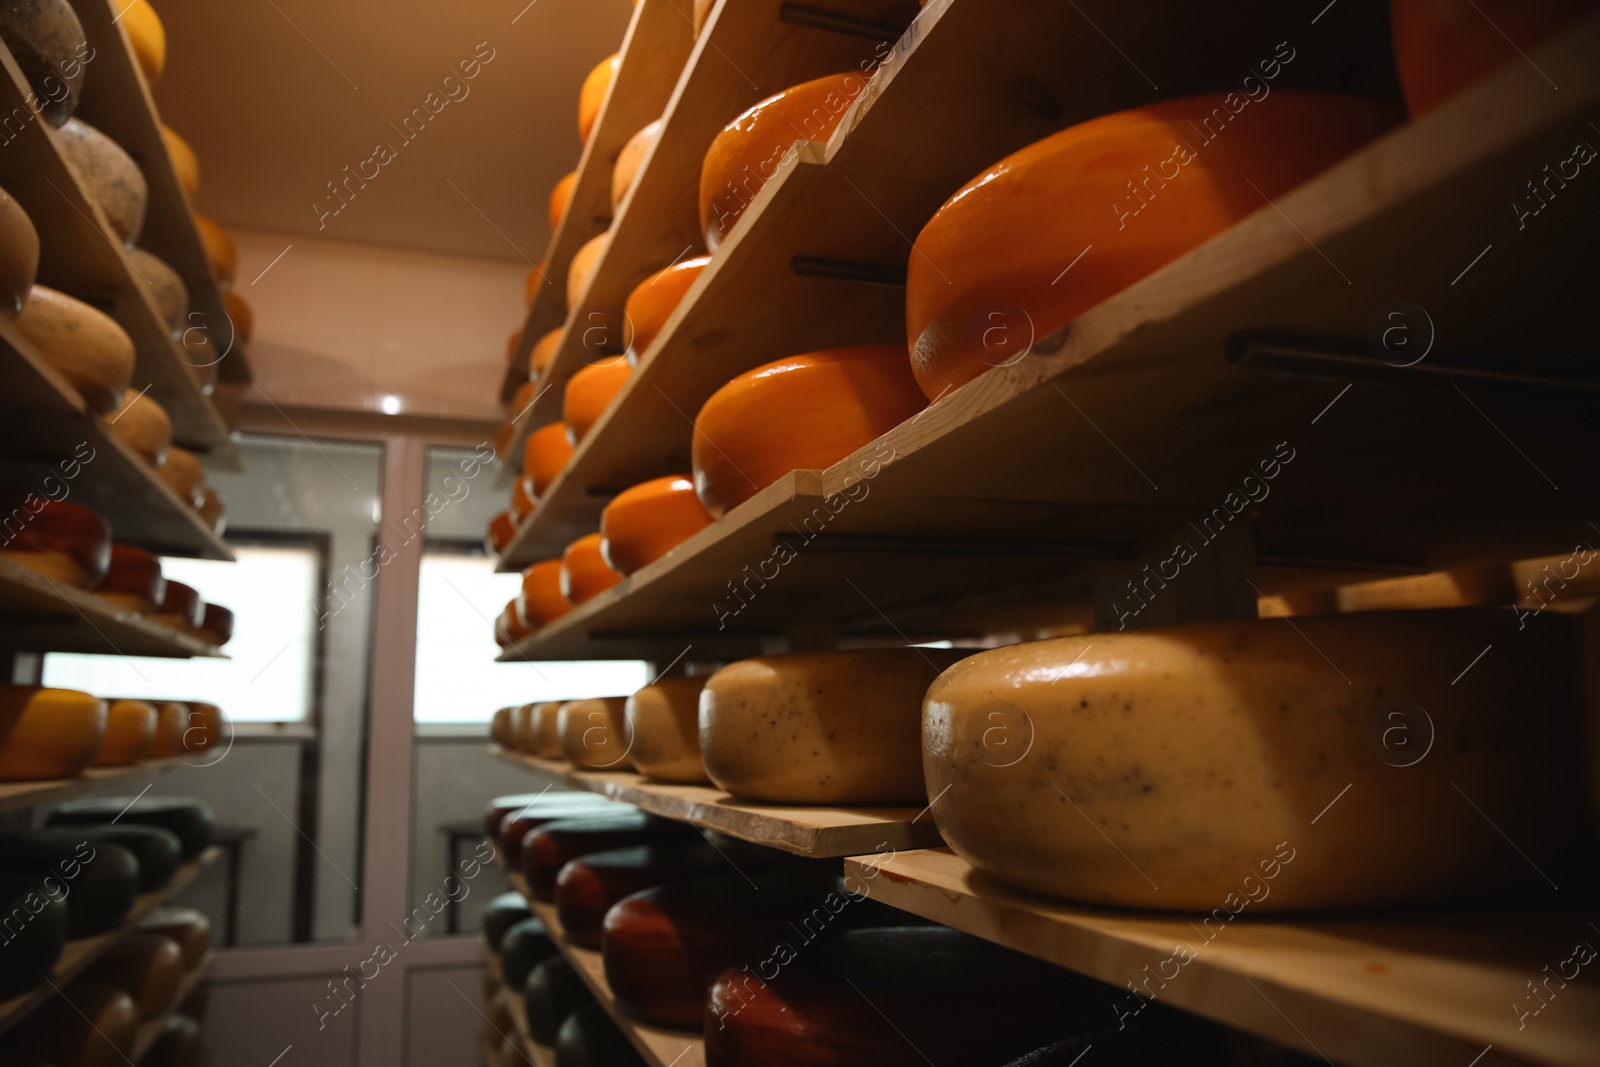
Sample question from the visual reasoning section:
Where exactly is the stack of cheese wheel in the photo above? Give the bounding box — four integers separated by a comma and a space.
560, 534, 622, 605
905, 92, 1398, 401
692, 345, 924, 516
600, 475, 714, 575
700, 649, 966, 803
73, 824, 180, 891
923, 609, 1593, 909
623, 256, 709, 360
700, 72, 870, 250
50, 796, 214, 861
497, 793, 623, 869
0, 686, 107, 781
0, 496, 111, 587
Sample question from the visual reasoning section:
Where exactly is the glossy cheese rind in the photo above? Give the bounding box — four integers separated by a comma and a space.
14, 285, 136, 412
924, 609, 1592, 910
623, 255, 708, 358
600, 475, 714, 575
558, 697, 632, 771
701, 649, 968, 804
567, 232, 609, 314
525, 421, 576, 497
519, 560, 572, 629
563, 356, 630, 444
560, 533, 622, 605
0, 686, 107, 780
625, 676, 710, 783
548, 170, 577, 233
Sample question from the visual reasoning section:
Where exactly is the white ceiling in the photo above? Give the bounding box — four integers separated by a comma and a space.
151, 0, 634, 264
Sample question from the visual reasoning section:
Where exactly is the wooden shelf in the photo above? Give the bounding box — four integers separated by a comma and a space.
129, 951, 213, 1060
497, 14, 1600, 658
494, 746, 941, 858
486, 950, 557, 1067
0, 559, 228, 657
0, 316, 235, 561
0, 757, 190, 817
0, 846, 222, 1037
0, 38, 238, 466
69, 0, 252, 397
506, 871, 705, 1067
848, 849, 1600, 1067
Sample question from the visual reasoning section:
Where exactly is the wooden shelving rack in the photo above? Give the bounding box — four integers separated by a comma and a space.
484, 949, 557, 1067
0, 756, 190, 816
0, 559, 228, 657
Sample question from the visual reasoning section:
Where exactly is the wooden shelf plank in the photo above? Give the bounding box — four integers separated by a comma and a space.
847, 849, 1600, 1067
497, 15, 1600, 656
488, 952, 556, 1067
0, 317, 235, 560
128, 951, 213, 1060
0, 559, 227, 657
494, 747, 941, 858
68, 0, 252, 401
0, 847, 222, 1037
505, 870, 705, 1067
0, 38, 236, 463
0, 757, 191, 817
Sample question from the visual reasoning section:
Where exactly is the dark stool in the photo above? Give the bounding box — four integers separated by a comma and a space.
210, 825, 258, 947
441, 820, 488, 934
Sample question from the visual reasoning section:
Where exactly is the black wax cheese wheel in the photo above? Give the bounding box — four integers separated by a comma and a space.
74, 824, 182, 892
556, 1002, 645, 1067
522, 955, 593, 1045
522, 811, 689, 900
1000, 1023, 1237, 1065
483, 891, 533, 954
14, 981, 139, 1066
143, 1014, 203, 1067
47, 797, 213, 859
501, 916, 558, 990
0, 831, 139, 938
0, 875, 68, 998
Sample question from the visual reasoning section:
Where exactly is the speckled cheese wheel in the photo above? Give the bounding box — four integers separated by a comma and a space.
0, 0, 87, 126
923, 609, 1589, 910
55, 119, 148, 245
14, 285, 135, 412
127, 248, 189, 333
106, 388, 172, 465
0, 685, 107, 780
558, 697, 632, 771
701, 649, 968, 804
0, 187, 40, 315
159, 446, 206, 507
624, 677, 709, 783
161, 125, 199, 198
94, 699, 156, 766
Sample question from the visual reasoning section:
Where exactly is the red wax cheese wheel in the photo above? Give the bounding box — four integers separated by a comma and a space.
560, 534, 622, 605
200, 603, 234, 645
15, 982, 138, 1067
82, 932, 184, 1019
624, 676, 710, 783
153, 579, 203, 631
563, 356, 630, 443
549, 170, 578, 232
624, 255, 708, 358
94, 699, 156, 767
519, 559, 572, 628
0, 495, 112, 587
521, 811, 682, 901
601, 475, 713, 576
700, 72, 868, 250
138, 907, 212, 970
496, 795, 622, 868
95, 544, 166, 614
1391, 0, 1592, 116
525, 421, 576, 496
558, 697, 631, 771
906, 92, 1398, 401
578, 53, 620, 142
923, 609, 1592, 910
0, 686, 107, 780
692, 345, 923, 517
555, 844, 718, 947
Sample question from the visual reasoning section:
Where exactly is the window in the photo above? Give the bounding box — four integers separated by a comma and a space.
410, 547, 649, 724
44, 542, 321, 724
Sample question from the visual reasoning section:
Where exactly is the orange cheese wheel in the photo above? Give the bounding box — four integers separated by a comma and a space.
600, 475, 713, 575
563, 356, 630, 443
1391, 0, 1589, 116
906, 92, 1399, 401
14, 285, 135, 412
560, 533, 622, 605
0, 686, 107, 780
694, 0, 716, 34
161, 125, 198, 198
122, 0, 166, 84
95, 699, 157, 767
487, 510, 517, 555
612, 119, 662, 210
506, 328, 523, 366
530, 328, 563, 381
700, 72, 868, 250
511, 472, 536, 521
692, 345, 923, 516
519, 559, 573, 628
549, 170, 578, 232
508, 382, 534, 419
624, 255, 708, 358
193, 214, 237, 287
148, 701, 187, 757
107, 389, 171, 465
567, 232, 608, 313
525, 421, 576, 496
223, 289, 254, 344
496, 598, 532, 647
493, 421, 515, 460
181, 701, 225, 756
578, 53, 620, 143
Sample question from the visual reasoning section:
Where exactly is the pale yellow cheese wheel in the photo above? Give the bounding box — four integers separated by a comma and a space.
531, 700, 564, 758
94, 698, 156, 766
624, 676, 708, 783
558, 697, 631, 770
490, 705, 515, 748
509, 702, 537, 752
0, 187, 40, 315
55, 118, 148, 245
107, 388, 171, 465
701, 649, 968, 804
923, 609, 1589, 911
159, 446, 205, 507
14, 284, 135, 412
567, 232, 608, 314
0, 685, 107, 780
